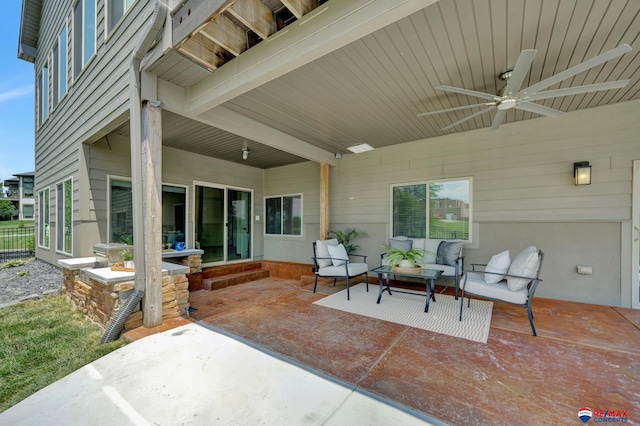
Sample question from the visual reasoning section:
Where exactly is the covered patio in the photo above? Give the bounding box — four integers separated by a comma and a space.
125, 275, 640, 425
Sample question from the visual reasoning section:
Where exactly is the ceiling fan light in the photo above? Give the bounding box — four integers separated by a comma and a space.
497, 98, 517, 110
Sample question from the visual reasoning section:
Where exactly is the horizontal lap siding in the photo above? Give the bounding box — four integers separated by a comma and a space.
264, 100, 640, 305
34, 0, 156, 262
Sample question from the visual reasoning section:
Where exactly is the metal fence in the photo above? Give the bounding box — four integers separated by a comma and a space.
0, 226, 35, 263
429, 227, 469, 240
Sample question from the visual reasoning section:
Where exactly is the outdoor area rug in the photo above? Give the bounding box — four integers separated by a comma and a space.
313, 283, 493, 343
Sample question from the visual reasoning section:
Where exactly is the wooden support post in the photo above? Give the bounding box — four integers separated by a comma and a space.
320, 163, 329, 239
141, 101, 163, 328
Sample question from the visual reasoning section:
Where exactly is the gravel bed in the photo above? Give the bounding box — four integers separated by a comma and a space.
0, 258, 64, 308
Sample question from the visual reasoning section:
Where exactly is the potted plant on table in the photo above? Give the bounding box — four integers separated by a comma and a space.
121, 249, 134, 270
383, 247, 434, 273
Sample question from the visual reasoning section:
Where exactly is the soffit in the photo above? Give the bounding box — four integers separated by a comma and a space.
220, 0, 640, 154
113, 110, 308, 168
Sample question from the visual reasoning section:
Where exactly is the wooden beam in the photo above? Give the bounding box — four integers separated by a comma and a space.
200, 13, 247, 57
172, 0, 233, 48
141, 101, 163, 328
227, 0, 275, 40
177, 33, 223, 71
280, 0, 315, 19
320, 163, 329, 239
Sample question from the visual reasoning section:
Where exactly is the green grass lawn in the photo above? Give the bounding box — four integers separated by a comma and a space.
0, 295, 126, 412
0, 220, 34, 229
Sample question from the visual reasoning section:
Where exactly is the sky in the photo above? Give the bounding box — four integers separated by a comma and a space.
0, 1, 36, 184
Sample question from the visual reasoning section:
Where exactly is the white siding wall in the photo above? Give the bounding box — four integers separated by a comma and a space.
264, 100, 640, 307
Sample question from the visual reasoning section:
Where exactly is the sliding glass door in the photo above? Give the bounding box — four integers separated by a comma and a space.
195, 183, 252, 265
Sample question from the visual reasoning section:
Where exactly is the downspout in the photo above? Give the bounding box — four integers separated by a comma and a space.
130, 0, 167, 293
101, 1, 167, 344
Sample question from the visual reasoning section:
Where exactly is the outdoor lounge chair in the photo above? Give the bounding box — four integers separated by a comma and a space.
459, 247, 544, 336
312, 239, 369, 300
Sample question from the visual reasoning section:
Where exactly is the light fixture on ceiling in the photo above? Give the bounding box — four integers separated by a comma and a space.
347, 143, 374, 154
335, 152, 343, 159
242, 147, 249, 161
574, 161, 591, 185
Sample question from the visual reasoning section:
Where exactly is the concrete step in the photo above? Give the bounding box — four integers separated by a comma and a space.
202, 261, 263, 279
202, 268, 270, 291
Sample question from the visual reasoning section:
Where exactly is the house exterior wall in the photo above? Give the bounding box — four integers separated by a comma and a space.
32, 0, 157, 265
264, 100, 640, 308
74, 136, 265, 260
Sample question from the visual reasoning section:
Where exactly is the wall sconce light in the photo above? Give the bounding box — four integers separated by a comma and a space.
574, 161, 591, 185
242, 147, 249, 161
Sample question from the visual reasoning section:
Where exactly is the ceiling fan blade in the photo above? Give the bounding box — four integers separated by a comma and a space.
524, 44, 632, 95
525, 80, 630, 101
515, 101, 564, 118
503, 49, 537, 96
417, 102, 495, 117
490, 109, 507, 130
437, 85, 499, 102
441, 106, 494, 131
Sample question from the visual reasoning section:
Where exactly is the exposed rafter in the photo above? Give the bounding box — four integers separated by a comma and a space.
172, 0, 319, 73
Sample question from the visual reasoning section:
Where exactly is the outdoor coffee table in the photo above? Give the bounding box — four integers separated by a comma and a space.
370, 265, 443, 313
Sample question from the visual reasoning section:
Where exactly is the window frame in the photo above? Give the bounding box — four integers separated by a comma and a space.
56, 177, 73, 255
23, 204, 35, 220
38, 61, 49, 125
107, 0, 136, 37
38, 188, 50, 249
73, 0, 97, 81
107, 176, 189, 245
264, 193, 303, 237
58, 23, 68, 103
390, 177, 472, 242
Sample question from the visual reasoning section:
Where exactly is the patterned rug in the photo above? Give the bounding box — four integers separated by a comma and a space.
313, 283, 493, 343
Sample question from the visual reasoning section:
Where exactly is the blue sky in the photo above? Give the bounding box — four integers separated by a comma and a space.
0, 2, 36, 183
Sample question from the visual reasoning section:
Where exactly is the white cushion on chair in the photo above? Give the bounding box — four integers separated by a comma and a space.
484, 250, 511, 283
507, 246, 539, 291
316, 239, 339, 268
462, 271, 528, 305
327, 243, 349, 266
318, 262, 368, 277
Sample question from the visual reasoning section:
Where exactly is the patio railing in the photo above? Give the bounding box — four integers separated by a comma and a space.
0, 226, 35, 263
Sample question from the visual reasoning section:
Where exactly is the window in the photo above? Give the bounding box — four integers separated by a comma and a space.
392, 178, 471, 240
23, 205, 34, 219
56, 179, 73, 253
109, 179, 187, 244
22, 176, 34, 198
108, 0, 135, 33
73, 0, 96, 79
39, 189, 50, 248
265, 194, 302, 236
57, 25, 67, 103
38, 63, 49, 123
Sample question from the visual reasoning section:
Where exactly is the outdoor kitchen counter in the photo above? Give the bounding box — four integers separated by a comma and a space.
58, 258, 190, 284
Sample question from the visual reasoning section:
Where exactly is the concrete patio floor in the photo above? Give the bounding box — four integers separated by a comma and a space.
179, 276, 640, 425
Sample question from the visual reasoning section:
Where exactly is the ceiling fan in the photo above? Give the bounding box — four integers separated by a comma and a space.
418, 44, 633, 131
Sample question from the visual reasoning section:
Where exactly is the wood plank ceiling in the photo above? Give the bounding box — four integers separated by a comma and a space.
149, 0, 640, 168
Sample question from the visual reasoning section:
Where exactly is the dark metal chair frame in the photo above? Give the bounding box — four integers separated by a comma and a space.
312, 241, 369, 300
459, 250, 544, 336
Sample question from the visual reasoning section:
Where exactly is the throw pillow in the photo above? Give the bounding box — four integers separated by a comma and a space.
327, 243, 349, 266
507, 246, 540, 291
315, 239, 339, 268
436, 241, 463, 267
389, 238, 412, 252
484, 250, 511, 284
